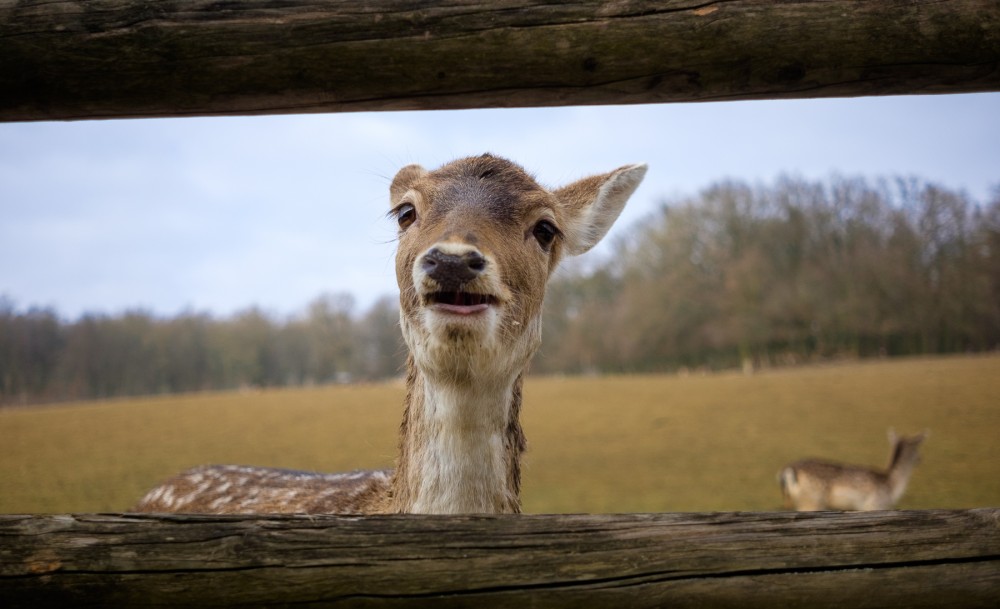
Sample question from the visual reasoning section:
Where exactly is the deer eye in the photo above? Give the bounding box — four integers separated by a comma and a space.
395, 202, 417, 230
532, 219, 560, 250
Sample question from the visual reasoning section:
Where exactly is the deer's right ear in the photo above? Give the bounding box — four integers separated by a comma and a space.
390, 164, 428, 205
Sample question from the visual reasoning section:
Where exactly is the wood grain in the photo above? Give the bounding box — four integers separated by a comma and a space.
1, 1, 998, 121
2, 510, 998, 607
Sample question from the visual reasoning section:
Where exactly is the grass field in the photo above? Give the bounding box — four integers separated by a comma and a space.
1, 354, 998, 514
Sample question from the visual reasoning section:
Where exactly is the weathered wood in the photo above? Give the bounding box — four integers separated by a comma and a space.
1, 0, 998, 122
1, 510, 998, 607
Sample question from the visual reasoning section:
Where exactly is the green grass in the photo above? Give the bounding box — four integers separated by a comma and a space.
1, 354, 998, 513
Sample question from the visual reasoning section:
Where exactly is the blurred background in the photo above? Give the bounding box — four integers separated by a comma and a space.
1, 95, 998, 513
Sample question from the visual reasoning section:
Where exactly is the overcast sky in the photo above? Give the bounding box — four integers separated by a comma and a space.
1, 93, 998, 321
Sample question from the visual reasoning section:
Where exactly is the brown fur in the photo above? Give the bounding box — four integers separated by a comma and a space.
132, 154, 646, 515
779, 430, 927, 511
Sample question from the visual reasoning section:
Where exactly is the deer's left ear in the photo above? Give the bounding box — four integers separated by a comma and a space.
554, 163, 647, 256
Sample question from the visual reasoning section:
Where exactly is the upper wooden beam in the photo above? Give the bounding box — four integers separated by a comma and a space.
1, 0, 998, 122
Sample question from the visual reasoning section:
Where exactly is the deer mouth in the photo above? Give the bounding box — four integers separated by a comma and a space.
427, 290, 497, 315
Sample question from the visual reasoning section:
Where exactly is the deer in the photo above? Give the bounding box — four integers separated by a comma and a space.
132, 153, 647, 515
778, 429, 927, 511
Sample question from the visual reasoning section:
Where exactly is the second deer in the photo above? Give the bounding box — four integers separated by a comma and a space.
779, 429, 927, 511
133, 153, 647, 515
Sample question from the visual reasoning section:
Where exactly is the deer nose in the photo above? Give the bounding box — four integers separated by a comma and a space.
420, 248, 487, 288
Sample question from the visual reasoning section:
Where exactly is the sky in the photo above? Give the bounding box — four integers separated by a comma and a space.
1, 93, 998, 321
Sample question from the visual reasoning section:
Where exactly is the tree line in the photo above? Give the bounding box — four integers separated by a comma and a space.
0, 294, 405, 405
2, 175, 998, 405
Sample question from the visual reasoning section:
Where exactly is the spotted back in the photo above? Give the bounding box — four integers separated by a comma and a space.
132, 465, 392, 514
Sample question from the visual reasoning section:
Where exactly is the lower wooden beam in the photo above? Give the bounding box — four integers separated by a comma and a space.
2, 510, 998, 607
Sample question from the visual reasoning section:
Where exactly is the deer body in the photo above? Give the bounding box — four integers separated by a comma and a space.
779, 430, 927, 511
132, 154, 646, 515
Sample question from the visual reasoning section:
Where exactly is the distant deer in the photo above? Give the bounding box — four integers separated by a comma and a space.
132, 154, 647, 515
778, 429, 927, 511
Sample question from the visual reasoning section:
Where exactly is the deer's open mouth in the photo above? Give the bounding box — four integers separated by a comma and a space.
427, 291, 497, 315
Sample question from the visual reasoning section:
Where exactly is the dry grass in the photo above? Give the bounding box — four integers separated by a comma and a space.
1, 354, 997, 514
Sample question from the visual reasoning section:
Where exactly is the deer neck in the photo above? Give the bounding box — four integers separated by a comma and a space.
387, 356, 526, 514
886, 451, 919, 504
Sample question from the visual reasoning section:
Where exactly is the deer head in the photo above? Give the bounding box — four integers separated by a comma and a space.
390, 153, 647, 386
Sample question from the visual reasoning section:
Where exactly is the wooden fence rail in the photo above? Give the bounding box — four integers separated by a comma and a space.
2, 509, 998, 608
1, 0, 999, 122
